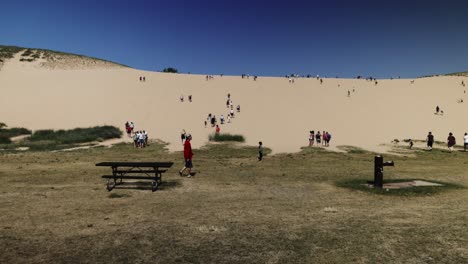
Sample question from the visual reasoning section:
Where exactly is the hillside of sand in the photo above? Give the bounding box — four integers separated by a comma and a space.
1, 47, 467, 153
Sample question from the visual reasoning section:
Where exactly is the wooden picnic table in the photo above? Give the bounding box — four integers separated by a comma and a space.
96, 161, 174, 192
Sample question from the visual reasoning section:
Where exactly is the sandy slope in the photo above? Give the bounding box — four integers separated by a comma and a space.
1, 53, 467, 153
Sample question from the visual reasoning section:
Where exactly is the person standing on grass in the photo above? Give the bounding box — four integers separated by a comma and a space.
258, 141, 263, 161
179, 134, 194, 177
216, 125, 220, 134
447, 132, 456, 152
143, 130, 148, 146
326, 132, 331, 146
133, 132, 138, 148
322, 131, 327, 146
427, 132, 434, 150
309, 131, 315, 147
464, 133, 468, 151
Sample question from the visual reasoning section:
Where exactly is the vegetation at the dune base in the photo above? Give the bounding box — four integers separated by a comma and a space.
1, 141, 467, 263
29, 126, 122, 144
0, 123, 32, 143
208, 133, 245, 142
0, 136, 12, 144
162, 67, 178, 73
0, 125, 122, 151
0, 127, 32, 139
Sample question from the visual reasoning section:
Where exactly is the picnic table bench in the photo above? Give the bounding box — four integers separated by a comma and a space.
96, 161, 173, 192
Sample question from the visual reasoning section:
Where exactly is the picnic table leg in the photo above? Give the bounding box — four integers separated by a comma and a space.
151, 166, 160, 192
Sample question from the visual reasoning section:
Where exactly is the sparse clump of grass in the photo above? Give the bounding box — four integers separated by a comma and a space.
21, 49, 33, 57
208, 133, 245, 142
29, 126, 122, 144
0, 45, 22, 60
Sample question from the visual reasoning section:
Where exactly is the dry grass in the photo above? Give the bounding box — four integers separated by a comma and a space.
0, 142, 467, 263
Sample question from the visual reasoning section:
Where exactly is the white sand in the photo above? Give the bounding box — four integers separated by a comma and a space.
1, 53, 467, 153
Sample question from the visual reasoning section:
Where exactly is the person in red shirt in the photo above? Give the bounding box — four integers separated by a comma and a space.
179, 134, 194, 177
215, 125, 220, 134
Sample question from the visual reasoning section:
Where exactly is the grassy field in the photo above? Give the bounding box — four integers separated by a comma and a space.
0, 142, 467, 263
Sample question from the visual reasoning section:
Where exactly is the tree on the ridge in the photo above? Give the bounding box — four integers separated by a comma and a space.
162, 67, 178, 73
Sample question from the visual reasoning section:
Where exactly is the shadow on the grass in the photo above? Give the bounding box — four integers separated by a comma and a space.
111, 180, 182, 191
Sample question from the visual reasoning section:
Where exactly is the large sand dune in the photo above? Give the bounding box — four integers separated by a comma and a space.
1, 51, 467, 153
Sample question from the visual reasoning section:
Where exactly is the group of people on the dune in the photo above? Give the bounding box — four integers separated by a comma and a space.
125, 121, 148, 148
309, 130, 332, 147
180, 94, 193, 102
204, 93, 240, 132
422, 131, 468, 152
138, 76, 146, 82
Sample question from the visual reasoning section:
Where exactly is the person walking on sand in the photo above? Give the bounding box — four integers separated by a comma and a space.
180, 95, 184, 102
220, 115, 225, 124
436, 106, 440, 114
188, 95, 192, 102
125, 122, 132, 137
215, 125, 220, 134
181, 129, 186, 145
427, 132, 434, 150
179, 134, 194, 177
258, 141, 263, 161
309, 131, 315, 147
227, 114, 231, 123
464, 133, 468, 151
316, 131, 321, 145
237, 105, 240, 112
447, 132, 456, 151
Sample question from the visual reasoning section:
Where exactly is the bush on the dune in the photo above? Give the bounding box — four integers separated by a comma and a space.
162, 67, 178, 73
29, 126, 122, 144
209, 133, 245, 142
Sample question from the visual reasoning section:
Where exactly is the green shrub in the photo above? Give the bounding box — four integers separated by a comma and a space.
29, 126, 122, 144
0, 136, 12, 144
0, 127, 32, 138
208, 133, 245, 142
162, 67, 178, 73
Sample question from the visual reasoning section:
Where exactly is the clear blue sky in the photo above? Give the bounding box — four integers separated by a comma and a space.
1, 0, 468, 78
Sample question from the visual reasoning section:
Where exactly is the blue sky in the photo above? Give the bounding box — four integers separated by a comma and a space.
1, 0, 468, 78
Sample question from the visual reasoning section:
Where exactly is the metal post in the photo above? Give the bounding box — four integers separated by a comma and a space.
374, 156, 383, 188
